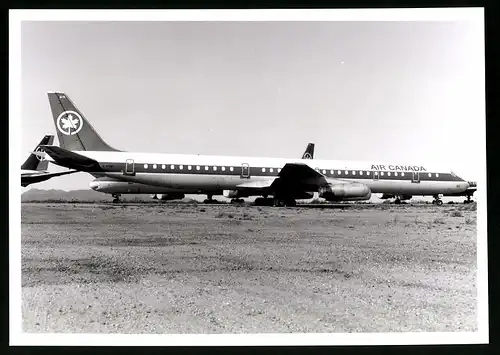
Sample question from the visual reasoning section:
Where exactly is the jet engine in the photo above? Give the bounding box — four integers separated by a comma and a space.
151, 193, 185, 201
319, 182, 371, 201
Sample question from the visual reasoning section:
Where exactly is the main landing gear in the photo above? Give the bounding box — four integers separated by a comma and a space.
394, 197, 402, 205
432, 195, 443, 206
272, 197, 297, 207
230, 198, 245, 204
203, 194, 220, 204
112, 193, 121, 203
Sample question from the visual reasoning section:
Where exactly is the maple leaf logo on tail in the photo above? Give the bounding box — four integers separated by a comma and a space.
56, 111, 84, 135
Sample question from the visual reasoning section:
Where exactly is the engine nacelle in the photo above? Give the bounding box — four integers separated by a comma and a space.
223, 190, 250, 198
319, 182, 371, 201
152, 193, 185, 201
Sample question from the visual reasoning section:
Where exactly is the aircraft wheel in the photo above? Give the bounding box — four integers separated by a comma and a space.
394, 199, 401, 205
112, 198, 120, 203
436, 199, 443, 206
273, 199, 285, 207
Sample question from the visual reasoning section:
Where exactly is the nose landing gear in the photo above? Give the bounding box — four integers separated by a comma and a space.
463, 195, 474, 204
432, 195, 443, 206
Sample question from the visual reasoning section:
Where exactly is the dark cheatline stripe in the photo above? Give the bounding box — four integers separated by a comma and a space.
98, 162, 464, 182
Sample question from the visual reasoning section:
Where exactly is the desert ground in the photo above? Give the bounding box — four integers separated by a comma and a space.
21, 202, 477, 333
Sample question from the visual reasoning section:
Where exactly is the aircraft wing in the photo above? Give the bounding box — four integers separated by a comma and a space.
40, 145, 103, 172
21, 170, 78, 187
236, 178, 277, 189
277, 162, 325, 181
234, 163, 330, 197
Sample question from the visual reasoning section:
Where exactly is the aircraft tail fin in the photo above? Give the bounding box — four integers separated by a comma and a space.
47, 92, 120, 152
302, 143, 315, 159
21, 135, 54, 171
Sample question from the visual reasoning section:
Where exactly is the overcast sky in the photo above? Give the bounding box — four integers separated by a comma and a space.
20, 19, 485, 191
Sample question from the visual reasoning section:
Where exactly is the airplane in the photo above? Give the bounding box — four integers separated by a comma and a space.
88, 142, 316, 203
21, 134, 77, 187
40, 92, 471, 207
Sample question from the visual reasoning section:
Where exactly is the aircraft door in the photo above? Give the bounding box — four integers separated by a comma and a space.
241, 163, 250, 179
124, 159, 135, 175
373, 171, 379, 181
412, 172, 420, 183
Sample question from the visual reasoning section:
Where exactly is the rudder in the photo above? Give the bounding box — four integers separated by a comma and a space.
302, 143, 315, 159
47, 92, 119, 151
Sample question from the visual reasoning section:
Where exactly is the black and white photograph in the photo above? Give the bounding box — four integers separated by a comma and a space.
10, 8, 487, 346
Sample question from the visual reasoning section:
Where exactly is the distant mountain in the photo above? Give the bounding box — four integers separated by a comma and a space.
21, 188, 109, 202
21, 188, 207, 203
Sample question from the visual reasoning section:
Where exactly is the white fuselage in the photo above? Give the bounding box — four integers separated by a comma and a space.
72, 150, 470, 197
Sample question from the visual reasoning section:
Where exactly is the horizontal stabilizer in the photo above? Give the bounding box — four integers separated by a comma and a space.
39, 145, 103, 172
21, 170, 78, 187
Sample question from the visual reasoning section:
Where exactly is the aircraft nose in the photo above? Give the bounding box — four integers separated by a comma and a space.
89, 181, 100, 191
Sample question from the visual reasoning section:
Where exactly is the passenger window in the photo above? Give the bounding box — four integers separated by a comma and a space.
262, 168, 266, 172
213, 166, 217, 171
436, 173, 439, 177
401, 172, 404, 176
188, 165, 192, 170
359, 171, 363, 176
144, 164, 148, 169
270, 168, 274, 173
162, 164, 166, 169
330, 170, 334, 175
338, 170, 341, 175
222, 166, 225, 171
278, 168, 281, 172
196, 166, 200, 170
381, 172, 384, 176
205, 166, 209, 171
344, 170, 348, 175
322, 169, 326, 174
170, 165, 174, 169
179, 165, 183, 170
387, 172, 391, 177
428, 173, 431, 177
230, 167, 234, 172
153, 164, 157, 169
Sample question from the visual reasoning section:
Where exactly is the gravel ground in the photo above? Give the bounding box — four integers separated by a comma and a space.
21, 202, 477, 333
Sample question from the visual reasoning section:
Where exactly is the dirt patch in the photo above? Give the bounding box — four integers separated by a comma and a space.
21, 203, 477, 333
